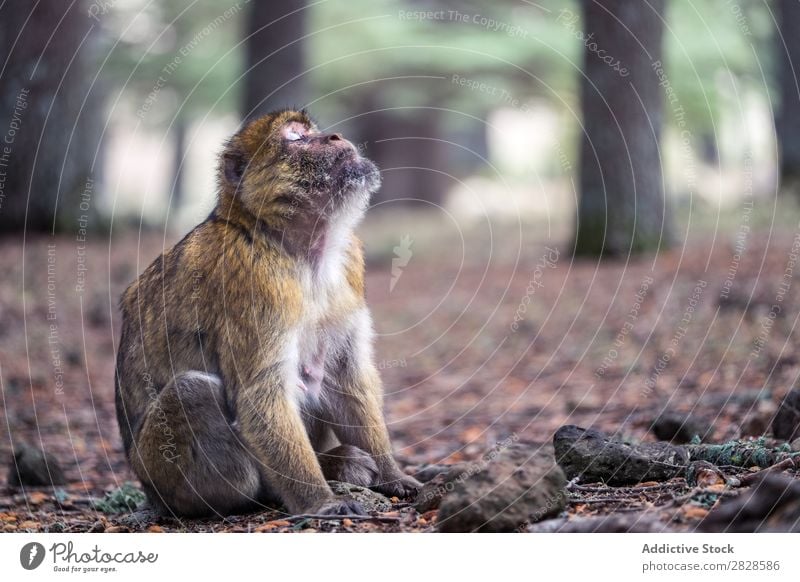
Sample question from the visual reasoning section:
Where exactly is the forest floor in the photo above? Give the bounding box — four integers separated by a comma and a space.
2, 209, 800, 532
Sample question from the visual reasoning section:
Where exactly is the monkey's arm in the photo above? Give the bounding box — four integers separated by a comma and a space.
233, 363, 336, 513
214, 289, 358, 515
326, 310, 421, 498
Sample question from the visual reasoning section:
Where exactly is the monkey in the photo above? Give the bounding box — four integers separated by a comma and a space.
114, 109, 421, 518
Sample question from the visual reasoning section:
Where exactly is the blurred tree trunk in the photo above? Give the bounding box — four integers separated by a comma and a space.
170, 117, 187, 212
574, 0, 670, 257
776, 0, 800, 188
353, 92, 450, 207
0, 0, 103, 234
243, 0, 307, 120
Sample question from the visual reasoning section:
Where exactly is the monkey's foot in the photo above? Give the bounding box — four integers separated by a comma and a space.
372, 474, 422, 499
309, 497, 367, 516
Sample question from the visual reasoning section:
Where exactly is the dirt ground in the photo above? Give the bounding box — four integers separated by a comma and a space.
2, 211, 800, 532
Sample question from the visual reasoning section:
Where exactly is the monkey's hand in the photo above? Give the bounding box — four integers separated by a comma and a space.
308, 497, 367, 516
372, 473, 422, 500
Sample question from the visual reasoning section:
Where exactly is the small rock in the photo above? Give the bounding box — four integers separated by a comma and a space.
740, 400, 778, 437
7, 444, 66, 487
554, 425, 688, 485
413, 468, 464, 513
328, 481, 392, 513
436, 444, 567, 533
651, 411, 710, 443
686, 461, 725, 488
772, 390, 800, 441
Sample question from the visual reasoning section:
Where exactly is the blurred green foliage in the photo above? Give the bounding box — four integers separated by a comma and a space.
99, 0, 775, 147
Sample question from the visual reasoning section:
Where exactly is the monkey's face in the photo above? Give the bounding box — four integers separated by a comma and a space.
223, 110, 381, 226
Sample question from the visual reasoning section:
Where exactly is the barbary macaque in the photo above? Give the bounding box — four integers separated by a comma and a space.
115, 109, 420, 517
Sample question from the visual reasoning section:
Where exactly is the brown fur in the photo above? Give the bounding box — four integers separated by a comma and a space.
115, 109, 420, 517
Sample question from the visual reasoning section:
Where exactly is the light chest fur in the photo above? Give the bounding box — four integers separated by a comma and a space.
285, 227, 366, 409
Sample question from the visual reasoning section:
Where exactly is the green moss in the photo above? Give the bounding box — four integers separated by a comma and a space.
92, 482, 145, 514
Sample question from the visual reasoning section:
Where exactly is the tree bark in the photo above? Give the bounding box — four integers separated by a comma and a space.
776, 0, 800, 187
0, 0, 103, 234
169, 117, 187, 212
352, 91, 450, 208
574, 0, 670, 257
243, 0, 307, 120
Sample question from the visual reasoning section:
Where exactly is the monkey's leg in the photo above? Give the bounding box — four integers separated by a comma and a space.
130, 372, 263, 518
305, 412, 379, 487
236, 376, 366, 516
324, 320, 421, 498
317, 444, 379, 487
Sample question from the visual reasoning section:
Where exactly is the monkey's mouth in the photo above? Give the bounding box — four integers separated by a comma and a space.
334, 155, 380, 194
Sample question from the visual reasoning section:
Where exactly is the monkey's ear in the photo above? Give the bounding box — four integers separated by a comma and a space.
223, 148, 246, 185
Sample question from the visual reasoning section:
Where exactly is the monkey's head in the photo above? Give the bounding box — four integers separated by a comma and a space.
220, 109, 380, 229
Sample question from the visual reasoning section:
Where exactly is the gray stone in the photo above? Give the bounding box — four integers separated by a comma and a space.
651, 411, 710, 443
7, 443, 66, 487
328, 481, 392, 513
413, 463, 462, 483
435, 444, 567, 532
772, 390, 800, 441
554, 425, 688, 485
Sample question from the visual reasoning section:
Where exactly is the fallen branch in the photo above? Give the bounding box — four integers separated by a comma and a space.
737, 457, 799, 486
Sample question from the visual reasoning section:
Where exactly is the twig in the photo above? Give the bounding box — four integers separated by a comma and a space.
569, 497, 630, 504
285, 513, 401, 523
737, 457, 799, 486
569, 482, 682, 494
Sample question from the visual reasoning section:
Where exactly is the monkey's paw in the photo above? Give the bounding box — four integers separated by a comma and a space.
372, 474, 422, 500
310, 497, 367, 517
318, 444, 379, 487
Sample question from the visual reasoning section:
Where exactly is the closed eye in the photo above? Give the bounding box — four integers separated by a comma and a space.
282, 121, 311, 141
